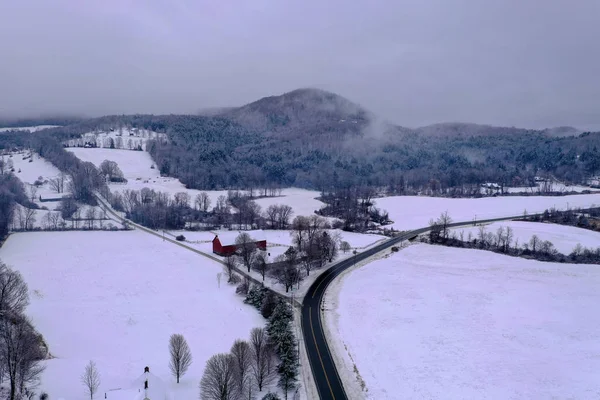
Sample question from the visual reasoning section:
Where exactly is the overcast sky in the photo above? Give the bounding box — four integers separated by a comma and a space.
1, 0, 599, 129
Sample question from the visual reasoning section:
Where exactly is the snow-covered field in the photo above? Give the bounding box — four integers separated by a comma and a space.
0, 231, 264, 399
0, 125, 59, 132
254, 188, 326, 218
376, 193, 600, 231
325, 244, 600, 399
453, 221, 600, 254
2, 151, 66, 209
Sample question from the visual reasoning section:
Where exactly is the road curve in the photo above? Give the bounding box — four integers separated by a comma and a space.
301, 214, 549, 400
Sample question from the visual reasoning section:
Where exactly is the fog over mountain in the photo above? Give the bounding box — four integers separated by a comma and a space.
1, 0, 599, 130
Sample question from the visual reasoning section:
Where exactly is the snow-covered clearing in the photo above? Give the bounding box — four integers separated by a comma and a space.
453, 221, 600, 254
2, 152, 62, 185
0, 125, 59, 132
325, 244, 600, 399
254, 188, 326, 217
0, 231, 264, 399
376, 193, 600, 231
2, 151, 67, 209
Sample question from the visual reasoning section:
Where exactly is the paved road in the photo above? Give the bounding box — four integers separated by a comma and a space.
301, 214, 548, 400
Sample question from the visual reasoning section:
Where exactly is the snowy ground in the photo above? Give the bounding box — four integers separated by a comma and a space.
453, 221, 600, 254
0, 231, 265, 399
324, 244, 600, 399
0, 125, 59, 132
253, 188, 326, 218
375, 193, 600, 231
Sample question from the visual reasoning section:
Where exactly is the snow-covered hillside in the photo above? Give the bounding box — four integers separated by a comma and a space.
453, 221, 600, 254
2, 151, 67, 210
325, 244, 600, 399
376, 194, 600, 231
0, 231, 264, 399
66, 127, 166, 150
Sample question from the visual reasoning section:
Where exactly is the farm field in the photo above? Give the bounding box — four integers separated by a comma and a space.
324, 244, 600, 399
375, 193, 600, 231
0, 230, 264, 399
453, 220, 600, 254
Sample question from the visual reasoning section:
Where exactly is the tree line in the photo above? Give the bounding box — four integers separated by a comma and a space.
428, 211, 600, 264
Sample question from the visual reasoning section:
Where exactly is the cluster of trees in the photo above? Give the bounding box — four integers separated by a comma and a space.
318, 186, 389, 231
0, 173, 37, 239
522, 207, 600, 233
108, 187, 296, 232
202, 286, 297, 400
0, 262, 47, 399
200, 326, 282, 400
226, 216, 340, 293
428, 212, 600, 264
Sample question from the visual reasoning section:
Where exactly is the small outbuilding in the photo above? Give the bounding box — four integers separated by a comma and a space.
212, 230, 267, 256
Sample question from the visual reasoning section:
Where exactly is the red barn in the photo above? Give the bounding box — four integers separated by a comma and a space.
212, 230, 267, 256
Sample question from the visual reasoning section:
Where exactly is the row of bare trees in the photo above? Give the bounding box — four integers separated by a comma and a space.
428, 212, 600, 264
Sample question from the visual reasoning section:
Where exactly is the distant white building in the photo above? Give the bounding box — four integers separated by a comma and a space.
105, 367, 168, 400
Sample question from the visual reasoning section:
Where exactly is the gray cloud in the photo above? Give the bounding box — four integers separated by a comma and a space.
1, 0, 599, 129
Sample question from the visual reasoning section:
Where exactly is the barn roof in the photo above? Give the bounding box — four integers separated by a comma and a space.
215, 230, 266, 246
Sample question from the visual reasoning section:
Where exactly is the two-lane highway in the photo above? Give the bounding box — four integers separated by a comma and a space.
302, 214, 551, 399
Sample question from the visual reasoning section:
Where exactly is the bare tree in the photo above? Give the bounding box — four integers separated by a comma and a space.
252, 253, 268, 281
265, 205, 279, 229
0, 263, 29, 315
169, 333, 192, 383
85, 207, 97, 230
0, 315, 45, 400
173, 192, 191, 209
340, 241, 351, 253
200, 353, 237, 400
224, 256, 237, 283
231, 340, 252, 396
23, 208, 37, 231
195, 192, 211, 212
277, 205, 293, 229
271, 248, 302, 292
81, 360, 100, 399
99, 160, 123, 182
236, 233, 257, 273
529, 235, 540, 253
28, 186, 38, 202
438, 211, 452, 239
49, 173, 67, 194
250, 327, 274, 391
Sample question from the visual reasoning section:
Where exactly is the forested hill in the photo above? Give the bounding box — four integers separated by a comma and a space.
26, 88, 600, 193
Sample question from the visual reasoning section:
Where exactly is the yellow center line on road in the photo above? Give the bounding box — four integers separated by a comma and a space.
309, 306, 336, 400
